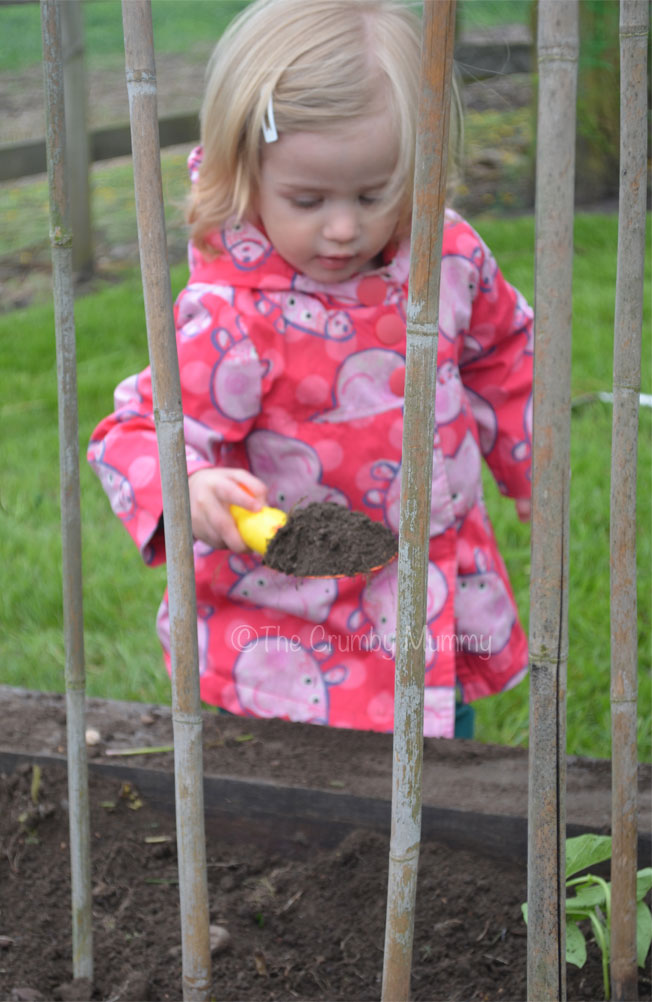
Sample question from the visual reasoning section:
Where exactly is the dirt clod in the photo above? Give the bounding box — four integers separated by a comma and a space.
52, 978, 93, 1002
263, 502, 398, 577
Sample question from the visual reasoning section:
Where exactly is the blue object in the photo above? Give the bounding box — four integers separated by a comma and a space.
454, 701, 475, 738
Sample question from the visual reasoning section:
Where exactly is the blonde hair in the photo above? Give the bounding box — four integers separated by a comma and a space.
188, 0, 460, 255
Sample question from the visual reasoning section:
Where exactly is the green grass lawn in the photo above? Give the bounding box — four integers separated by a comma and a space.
471, 215, 651, 759
0, 0, 531, 75
0, 1, 247, 73
0, 211, 649, 761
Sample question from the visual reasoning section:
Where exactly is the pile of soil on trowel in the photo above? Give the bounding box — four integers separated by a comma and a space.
263, 501, 398, 577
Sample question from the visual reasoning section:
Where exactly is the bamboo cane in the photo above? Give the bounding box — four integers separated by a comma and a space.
381, 3, 456, 1000
40, 0, 93, 981
610, 3, 648, 999
527, 2, 578, 1000
120, 3, 211, 999
60, 0, 93, 278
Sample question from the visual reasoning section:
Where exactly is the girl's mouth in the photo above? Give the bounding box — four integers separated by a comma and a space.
315, 255, 355, 270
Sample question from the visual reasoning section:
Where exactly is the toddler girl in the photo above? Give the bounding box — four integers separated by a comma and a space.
89, 0, 533, 739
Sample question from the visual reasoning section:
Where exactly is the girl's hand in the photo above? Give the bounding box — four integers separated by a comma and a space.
514, 497, 531, 522
188, 468, 268, 551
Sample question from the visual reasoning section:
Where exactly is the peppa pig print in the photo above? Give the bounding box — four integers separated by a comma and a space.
455, 549, 515, 657
232, 639, 347, 724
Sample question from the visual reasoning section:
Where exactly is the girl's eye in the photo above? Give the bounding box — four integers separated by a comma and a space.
292, 198, 321, 210
359, 194, 381, 206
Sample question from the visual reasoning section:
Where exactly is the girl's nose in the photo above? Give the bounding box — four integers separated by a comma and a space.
323, 205, 359, 244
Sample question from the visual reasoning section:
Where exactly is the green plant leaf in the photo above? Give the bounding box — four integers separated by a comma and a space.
566, 921, 588, 968
636, 867, 652, 902
637, 900, 652, 968
521, 902, 528, 923
566, 907, 596, 923
565, 834, 612, 878
566, 881, 607, 911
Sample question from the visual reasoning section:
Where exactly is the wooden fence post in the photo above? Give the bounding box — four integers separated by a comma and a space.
527, 1, 578, 1000
60, 0, 93, 278
120, 2, 211, 998
40, 0, 93, 981
381, 3, 456, 999
609, 2, 649, 999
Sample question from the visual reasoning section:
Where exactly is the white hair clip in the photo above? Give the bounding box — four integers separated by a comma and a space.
262, 93, 278, 143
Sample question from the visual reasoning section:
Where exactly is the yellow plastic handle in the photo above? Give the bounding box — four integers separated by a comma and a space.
229, 504, 288, 556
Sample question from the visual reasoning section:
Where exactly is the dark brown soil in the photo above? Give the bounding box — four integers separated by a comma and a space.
263, 502, 398, 578
1, 687, 651, 1002
0, 765, 613, 1002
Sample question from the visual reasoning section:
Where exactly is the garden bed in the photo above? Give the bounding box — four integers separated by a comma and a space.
1, 687, 650, 1001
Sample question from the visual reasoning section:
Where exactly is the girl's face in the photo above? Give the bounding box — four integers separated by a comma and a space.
255, 108, 402, 283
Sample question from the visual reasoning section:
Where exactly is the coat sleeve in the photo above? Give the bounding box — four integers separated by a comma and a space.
87, 282, 269, 565
455, 225, 533, 499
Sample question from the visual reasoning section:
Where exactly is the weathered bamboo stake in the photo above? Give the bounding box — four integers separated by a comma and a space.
527, 2, 578, 1000
381, 3, 456, 1000
120, 3, 211, 999
610, 2, 649, 999
60, 0, 93, 278
40, 0, 93, 981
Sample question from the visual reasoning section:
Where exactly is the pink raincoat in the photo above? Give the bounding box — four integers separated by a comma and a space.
89, 163, 533, 738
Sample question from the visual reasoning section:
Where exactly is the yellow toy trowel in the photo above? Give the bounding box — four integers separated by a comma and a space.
229, 484, 398, 577
229, 501, 287, 556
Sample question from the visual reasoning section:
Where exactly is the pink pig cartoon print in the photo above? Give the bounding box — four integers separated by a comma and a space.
156, 600, 213, 676
366, 434, 480, 538
314, 348, 405, 423
444, 431, 482, 526
423, 686, 456, 738
435, 360, 464, 425
222, 220, 272, 270
246, 430, 349, 509
364, 460, 402, 531
113, 373, 143, 415
348, 561, 448, 666
512, 392, 533, 466
254, 290, 354, 341
438, 256, 476, 340
87, 440, 135, 521
515, 289, 534, 354
365, 456, 456, 537
471, 242, 498, 295
228, 555, 338, 622
182, 415, 224, 465
176, 282, 235, 340
210, 326, 268, 422
455, 549, 515, 657
233, 639, 347, 723
463, 387, 498, 456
